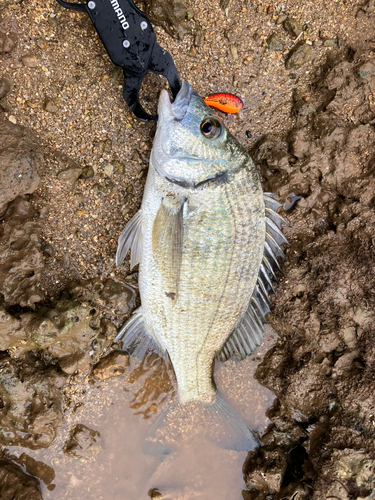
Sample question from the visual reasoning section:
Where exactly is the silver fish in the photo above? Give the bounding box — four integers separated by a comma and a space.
116, 82, 287, 454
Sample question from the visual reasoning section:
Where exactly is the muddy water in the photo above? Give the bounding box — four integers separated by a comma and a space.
6, 327, 277, 499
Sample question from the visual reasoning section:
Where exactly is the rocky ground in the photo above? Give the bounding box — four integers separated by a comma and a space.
0, 0, 375, 498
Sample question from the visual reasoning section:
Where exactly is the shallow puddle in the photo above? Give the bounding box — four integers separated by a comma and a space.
6, 327, 277, 499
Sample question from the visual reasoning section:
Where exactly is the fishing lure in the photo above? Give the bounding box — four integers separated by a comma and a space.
203, 93, 243, 114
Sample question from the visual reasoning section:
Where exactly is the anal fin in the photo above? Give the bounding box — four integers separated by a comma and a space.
115, 308, 164, 360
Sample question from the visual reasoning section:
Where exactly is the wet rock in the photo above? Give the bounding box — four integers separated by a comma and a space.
92, 351, 130, 381
79, 165, 94, 179
319, 450, 375, 499
266, 33, 284, 51
0, 77, 11, 100
0, 355, 66, 449
332, 350, 362, 379
285, 42, 313, 69
12, 453, 55, 487
284, 362, 336, 422
144, 0, 194, 39
0, 460, 43, 500
0, 115, 42, 209
0, 198, 45, 307
245, 449, 287, 496
283, 17, 302, 38
0, 279, 134, 374
0, 32, 17, 54
63, 424, 101, 458
21, 54, 40, 68
44, 99, 59, 113
323, 39, 338, 47
55, 150, 84, 188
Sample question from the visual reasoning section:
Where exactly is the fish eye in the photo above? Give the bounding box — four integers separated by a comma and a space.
200, 118, 222, 139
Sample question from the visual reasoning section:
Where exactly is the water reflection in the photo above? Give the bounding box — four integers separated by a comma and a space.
6, 326, 277, 499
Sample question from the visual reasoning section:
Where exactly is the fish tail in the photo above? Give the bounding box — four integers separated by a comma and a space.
142, 392, 261, 456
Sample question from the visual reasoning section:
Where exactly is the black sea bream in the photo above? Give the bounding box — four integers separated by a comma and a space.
116, 82, 288, 453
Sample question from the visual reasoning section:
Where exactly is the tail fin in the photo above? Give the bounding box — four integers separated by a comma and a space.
143, 392, 261, 456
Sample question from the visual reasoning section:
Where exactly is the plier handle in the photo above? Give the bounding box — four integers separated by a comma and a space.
55, 0, 181, 121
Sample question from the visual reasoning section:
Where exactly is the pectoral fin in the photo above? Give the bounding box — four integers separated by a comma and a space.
152, 199, 185, 300
116, 210, 143, 269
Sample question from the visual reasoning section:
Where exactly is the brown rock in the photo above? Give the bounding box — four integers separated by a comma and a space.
44, 99, 59, 113
92, 351, 130, 381
266, 33, 284, 51
0, 115, 42, 208
144, 0, 194, 39
0, 77, 11, 100
64, 424, 101, 458
0, 198, 45, 307
0, 460, 43, 500
21, 55, 40, 68
0, 356, 65, 449
283, 17, 302, 38
285, 42, 313, 69
0, 32, 17, 54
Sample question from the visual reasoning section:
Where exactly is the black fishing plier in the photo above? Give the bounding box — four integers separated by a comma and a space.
55, 0, 181, 121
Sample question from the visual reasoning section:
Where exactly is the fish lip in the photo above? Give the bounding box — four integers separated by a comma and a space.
158, 81, 192, 120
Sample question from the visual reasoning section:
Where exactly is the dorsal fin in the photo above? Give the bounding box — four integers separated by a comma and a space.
218, 193, 288, 362
116, 210, 143, 269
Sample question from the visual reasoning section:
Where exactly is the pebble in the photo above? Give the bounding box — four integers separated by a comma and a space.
79, 166, 95, 180
8, 115, 17, 124
104, 163, 114, 177
276, 14, 287, 24
112, 160, 126, 175
323, 39, 338, 47
355, 8, 366, 19
283, 17, 302, 38
230, 45, 238, 60
48, 16, 58, 28
21, 55, 39, 68
246, 131, 253, 138
92, 351, 130, 381
285, 42, 313, 69
0, 32, 17, 54
266, 33, 284, 51
63, 424, 101, 458
0, 77, 11, 100
44, 100, 59, 113
218, 56, 225, 64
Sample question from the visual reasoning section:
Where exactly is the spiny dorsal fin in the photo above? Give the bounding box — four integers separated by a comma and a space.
218, 193, 288, 362
116, 210, 143, 269
152, 199, 185, 301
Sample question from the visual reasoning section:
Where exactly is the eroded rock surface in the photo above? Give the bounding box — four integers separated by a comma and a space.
144, 0, 194, 39
0, 278, 135, 374
63, 424, 102, 458
0, 459, 43, 500
0, 115, 42, 211
92, 351, 130, 381
0, 197, 45, 307
0, 355, 66, 449
245, 46, 375, 499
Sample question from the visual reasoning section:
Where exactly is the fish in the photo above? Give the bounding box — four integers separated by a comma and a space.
115, 81, 288, 455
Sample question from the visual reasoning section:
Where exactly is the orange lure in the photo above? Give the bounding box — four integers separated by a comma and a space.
203, 93, 243, 114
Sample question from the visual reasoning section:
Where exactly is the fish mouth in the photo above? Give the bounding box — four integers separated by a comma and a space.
159, 81, 193, 121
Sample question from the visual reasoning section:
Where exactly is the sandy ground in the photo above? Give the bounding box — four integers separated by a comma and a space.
1, 0, 375, 499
